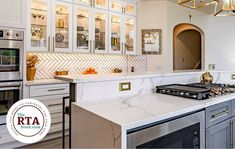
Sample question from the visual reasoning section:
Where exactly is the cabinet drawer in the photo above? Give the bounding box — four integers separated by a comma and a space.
206, 101, 232, 128
30, 84, 69, 97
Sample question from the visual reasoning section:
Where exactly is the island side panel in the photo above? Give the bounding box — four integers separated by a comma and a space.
72, 104, 122, 148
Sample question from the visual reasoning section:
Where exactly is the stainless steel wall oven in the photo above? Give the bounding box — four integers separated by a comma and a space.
0, 29, 23, 81
127, 111, 205, 148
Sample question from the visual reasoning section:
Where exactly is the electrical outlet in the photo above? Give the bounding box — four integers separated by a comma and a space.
119, 82, 131, 91
208, 64, 215, 70
232, 74, 235, 80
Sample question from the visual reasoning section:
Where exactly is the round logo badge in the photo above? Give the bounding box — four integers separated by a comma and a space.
7, 99, 51, 144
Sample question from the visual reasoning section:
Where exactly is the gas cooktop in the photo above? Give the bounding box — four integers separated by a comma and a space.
156, 83, 235, 100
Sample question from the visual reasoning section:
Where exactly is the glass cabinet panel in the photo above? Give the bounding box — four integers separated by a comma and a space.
31, 0, 49, 50
94, 0, 107, 9
94, 11, 107, 52
124, 2, 136, 15
76, 8, 90, 51
55, 4, 70, 50
110, 0, 123, 13
110, 14, 121, 52
125, 17, 135, 52
76, 0, 91, 6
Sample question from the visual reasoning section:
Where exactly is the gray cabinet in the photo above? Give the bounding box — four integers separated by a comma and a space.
206, 118, 231, 148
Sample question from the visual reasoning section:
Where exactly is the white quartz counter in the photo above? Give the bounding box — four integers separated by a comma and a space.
55, 70, 208, 83
74, 92, 235, 130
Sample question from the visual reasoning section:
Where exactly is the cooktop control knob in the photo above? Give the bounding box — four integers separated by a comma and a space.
6, 32, 10, 36
16, 33, 20, 37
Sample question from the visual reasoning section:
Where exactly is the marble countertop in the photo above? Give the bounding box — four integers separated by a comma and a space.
73, 92, 235, 130
55, 70, 216, 83
26, 78, 68, 86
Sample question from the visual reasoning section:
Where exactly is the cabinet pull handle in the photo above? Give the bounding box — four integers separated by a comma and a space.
93, 0, 95, 6
211, 109, 229, 119
48, 36, 50, 51
93, 40, 95, 52
48, 103, 63, 107
122, 43, 125, 54
89, 40, 92, 52
48, 88, 66, 92
231, 121, 233, 146
53, 36, 55, 51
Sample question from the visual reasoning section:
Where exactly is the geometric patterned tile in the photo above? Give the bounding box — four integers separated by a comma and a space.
28, 52, 147, 79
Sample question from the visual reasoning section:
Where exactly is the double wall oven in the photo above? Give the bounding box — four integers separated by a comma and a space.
0, 29, 23, 125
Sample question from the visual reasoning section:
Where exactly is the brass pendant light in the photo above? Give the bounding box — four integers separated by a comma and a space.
214, 0, 235, 16
178, 0, 218, 9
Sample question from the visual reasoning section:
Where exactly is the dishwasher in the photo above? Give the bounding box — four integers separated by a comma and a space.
127, 111, 205, 148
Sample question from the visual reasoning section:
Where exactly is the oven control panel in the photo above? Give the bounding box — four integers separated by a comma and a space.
0, 29, 24, 41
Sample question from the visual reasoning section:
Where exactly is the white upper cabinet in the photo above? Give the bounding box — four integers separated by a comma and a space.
124, 15, 136, 55
28, 0, 73, 52
0, 0, 26, 28
74, 5, 108, 53
29, 0, 51, 51
109, 0, 136, 16
74, 0, 108, 9
52, 1, 73, 52
74, 5, 92, 52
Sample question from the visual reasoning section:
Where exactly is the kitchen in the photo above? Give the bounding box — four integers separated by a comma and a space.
1, 0, 235, 148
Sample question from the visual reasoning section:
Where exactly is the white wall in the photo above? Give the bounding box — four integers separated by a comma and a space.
137, 0, 169, 71
137, 0, 209, 71
205, 16, 235, 70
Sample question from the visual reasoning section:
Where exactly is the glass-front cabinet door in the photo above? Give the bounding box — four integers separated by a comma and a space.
109, 0, 123, 13
93, 9, 108, 53
124, 16, 136, 54
109, 12, 122, 54
93, 0, 108, 9
30, 0, 51, 51
124, 1, 136, 16
74, 6, 91, 52
52, 1, 73, 52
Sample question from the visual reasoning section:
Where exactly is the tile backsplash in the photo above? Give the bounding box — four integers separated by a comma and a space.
29, 52, 147, 79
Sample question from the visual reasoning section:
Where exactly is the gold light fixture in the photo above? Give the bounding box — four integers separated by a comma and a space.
178, 0, 218, 9
214, 0, 235, 16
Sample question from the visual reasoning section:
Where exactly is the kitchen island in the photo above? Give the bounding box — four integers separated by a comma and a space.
55, 70, 235, 148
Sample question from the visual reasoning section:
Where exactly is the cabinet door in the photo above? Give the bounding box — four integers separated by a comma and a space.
124, 15, 136, 55
74, 5, 92, 52
92, 9, 108, 53
0, 0, 25, 28
74, 0, 92, 7
109, 0, 123, 13
123, 1, 136, 16
29, 0, 51, 51
206, 119, 232, 148
93, 0, 108, 10
52, 1, 73, 52
109, 12, 122, 54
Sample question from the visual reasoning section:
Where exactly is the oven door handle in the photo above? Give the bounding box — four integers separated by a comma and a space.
0, 82, 22, 88
0, 87, 20, 91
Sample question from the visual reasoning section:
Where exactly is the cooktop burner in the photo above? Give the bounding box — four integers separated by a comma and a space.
156, 83, 235, 100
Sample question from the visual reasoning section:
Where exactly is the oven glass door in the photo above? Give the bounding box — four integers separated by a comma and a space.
0, 89, 19, 115
0, 48, 20, 72
136, 123, 200, 148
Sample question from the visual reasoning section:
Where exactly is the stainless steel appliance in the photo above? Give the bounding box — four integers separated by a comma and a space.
127, 111, 205, 148
156, 83, 235, 100
0, 28, 24, 81
0, 81, 22, 125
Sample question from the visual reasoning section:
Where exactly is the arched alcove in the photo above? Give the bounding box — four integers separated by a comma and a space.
173, 23, 205, 70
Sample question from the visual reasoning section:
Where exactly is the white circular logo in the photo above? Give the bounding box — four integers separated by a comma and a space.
7, 99, 51, 144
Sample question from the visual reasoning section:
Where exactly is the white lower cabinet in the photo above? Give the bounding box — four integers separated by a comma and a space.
29, 83, 70, 141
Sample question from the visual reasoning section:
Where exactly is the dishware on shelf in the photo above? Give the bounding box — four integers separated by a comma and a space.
57, 19, 65, 28
55, 33, 65, 42
55, 70, 68, 75
77, 26, 84, 31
